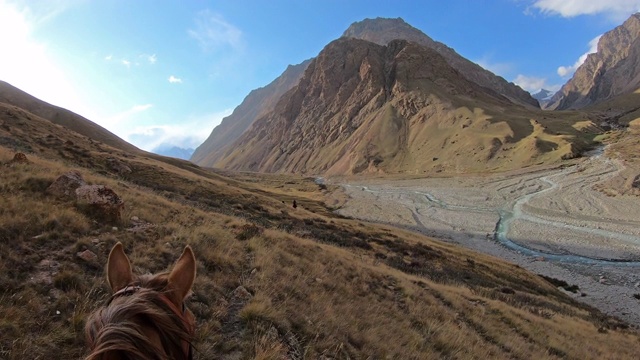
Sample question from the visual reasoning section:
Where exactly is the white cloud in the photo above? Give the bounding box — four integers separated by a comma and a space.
121, 59, 131, 68
132, 104, 153, 112
474, 56, 514, 77
105, 104, 153, 125
147, 53, 157, 64
168, 75, 183, 84
122, 109, 233, 151
531, 0, 640, 21
557, 35, 601, 77
105, 54, 113, 61
513, 74, 561, 93
188, 10, 243, 52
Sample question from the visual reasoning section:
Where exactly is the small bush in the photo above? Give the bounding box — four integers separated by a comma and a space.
236, 224, 263, 241
53, 270, 84, 291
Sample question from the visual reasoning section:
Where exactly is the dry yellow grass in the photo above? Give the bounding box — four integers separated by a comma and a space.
1, 106, 640, 359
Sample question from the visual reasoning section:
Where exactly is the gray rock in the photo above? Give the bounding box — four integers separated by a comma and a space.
47, 171, 86, 198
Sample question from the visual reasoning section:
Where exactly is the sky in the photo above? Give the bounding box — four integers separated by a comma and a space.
1, 0, 639, 153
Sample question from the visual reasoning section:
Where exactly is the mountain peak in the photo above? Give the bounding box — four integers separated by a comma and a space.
342, 17, 434, 46
340, 17, 537, 108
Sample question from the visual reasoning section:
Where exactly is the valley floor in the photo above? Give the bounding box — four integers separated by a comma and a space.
334, 150, 640, 326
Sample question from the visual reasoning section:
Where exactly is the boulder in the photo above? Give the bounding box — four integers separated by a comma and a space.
8, 152, 30, 165
106, 157, 132, 174
231, 285, 252, 301
47, 171, 87, 199
76, 249, 98, 263
75, 185, 124, 223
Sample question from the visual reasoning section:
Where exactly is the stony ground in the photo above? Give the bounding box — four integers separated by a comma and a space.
335, 150, 640, 326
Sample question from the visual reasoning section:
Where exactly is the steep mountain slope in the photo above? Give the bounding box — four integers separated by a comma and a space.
2, 91, 639, 359
214, 38, 597, 175
0, 80, 139, 153
342, 18, 539, 108
548, 13, 640, 110
191, 60, 311, 166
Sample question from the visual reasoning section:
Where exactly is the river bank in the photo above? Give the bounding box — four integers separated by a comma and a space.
332, 152, 640, 326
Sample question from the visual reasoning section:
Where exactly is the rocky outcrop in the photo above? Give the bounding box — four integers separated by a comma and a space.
342, 18, 539, 108
106, 157, 132, 175
75, 185, 124, 223
48, 171, 125, 223
47, 171, 87, 199
191, 59, 311, 167
548, 13, 640, 110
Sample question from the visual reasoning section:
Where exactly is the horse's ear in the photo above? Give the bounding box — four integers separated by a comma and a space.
107, 242, 133, 292
168, 245, 196, 302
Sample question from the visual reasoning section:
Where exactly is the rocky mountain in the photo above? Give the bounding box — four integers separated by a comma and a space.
152, 145, 194, 160
213, 38, 596, 175
0, 80, 139, 153
192, 17, 539, 168
342, 18, 539, 108
532, 89, 555, 101
548, 13, 640, 110
532, 89, 555, 108
191, 60, 311, 166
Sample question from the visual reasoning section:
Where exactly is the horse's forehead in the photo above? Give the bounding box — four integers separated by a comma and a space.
138, 272, 169, 286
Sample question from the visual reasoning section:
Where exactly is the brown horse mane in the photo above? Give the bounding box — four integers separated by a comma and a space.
85, 273, 193, 360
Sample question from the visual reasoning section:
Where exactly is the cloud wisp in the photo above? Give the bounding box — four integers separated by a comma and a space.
531, 0, 640, 21
474, 56, 514, 78
168, 75, 183, 84
122, 109, 233, 152
557, 35, 601, 77
513, 74, 561, 93
104, 103, 154, 126
188, 10, 243, 52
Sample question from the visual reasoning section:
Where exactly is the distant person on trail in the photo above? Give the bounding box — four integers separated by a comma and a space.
292, 200, 297, 209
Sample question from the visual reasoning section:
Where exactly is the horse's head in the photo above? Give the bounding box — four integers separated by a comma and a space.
85, 242, 196, 360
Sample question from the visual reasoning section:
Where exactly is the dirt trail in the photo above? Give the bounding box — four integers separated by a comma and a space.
334, 152, 640, 325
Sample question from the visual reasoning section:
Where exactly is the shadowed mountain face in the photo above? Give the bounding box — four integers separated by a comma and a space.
213, 39, 596, 175
0, 80, 139, 153
191, 60, 311, 166
342, 18, 539, 108
548, 13, 640, 110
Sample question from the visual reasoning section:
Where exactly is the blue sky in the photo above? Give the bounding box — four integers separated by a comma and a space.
1, 0, 639, 152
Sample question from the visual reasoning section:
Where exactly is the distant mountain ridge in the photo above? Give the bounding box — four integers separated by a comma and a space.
532, 89, 555, 108
548, 13, 640, 110
153, 145, 194, 160
532, 89, 554, 101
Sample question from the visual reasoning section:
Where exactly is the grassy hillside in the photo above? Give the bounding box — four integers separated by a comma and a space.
0, 81, 139, 154
1, 104, 640, 359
